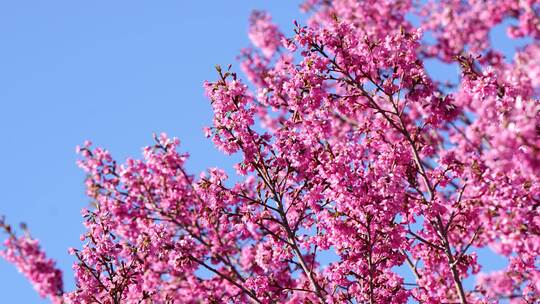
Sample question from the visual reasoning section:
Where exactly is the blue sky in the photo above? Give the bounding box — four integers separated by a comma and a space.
0, 1, 530, 303
0, 2, 303, 302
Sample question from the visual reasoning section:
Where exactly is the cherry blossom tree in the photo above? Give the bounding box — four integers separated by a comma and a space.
2, 1, 540, 303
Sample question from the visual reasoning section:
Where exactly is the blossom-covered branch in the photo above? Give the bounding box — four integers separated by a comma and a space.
2, 1, 540, 303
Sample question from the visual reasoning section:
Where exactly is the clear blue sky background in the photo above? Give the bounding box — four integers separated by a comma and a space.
0, 1, 529, 303
0, 2, 305, 302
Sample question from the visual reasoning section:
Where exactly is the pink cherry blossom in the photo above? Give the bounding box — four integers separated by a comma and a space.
2, 1, 540, 303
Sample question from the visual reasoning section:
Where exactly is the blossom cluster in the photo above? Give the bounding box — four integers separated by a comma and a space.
2, 0, 540, 303
0, 219, 63, 303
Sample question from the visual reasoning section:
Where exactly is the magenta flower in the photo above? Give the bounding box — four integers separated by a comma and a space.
2, 1, 540, 303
